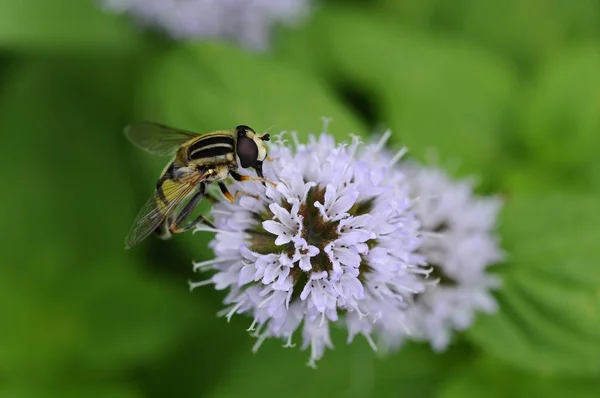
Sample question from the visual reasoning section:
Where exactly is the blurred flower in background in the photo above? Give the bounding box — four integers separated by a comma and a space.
191, 124, 430, 366
400, 164, 504, 351
101, 0, 310, 49
347, 133, 504, 351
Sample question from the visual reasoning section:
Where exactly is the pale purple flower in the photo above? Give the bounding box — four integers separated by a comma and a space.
353, 133, 504, 351
101, 0, 310, 50
400, 163, 504, 351
190, 121, 429, 366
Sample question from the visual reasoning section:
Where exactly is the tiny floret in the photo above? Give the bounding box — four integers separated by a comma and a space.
191, 122, 429, 366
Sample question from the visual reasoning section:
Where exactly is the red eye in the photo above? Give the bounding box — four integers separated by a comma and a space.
236, 136, 258, 168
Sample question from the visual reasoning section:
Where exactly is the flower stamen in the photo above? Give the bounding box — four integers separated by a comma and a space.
188, 279, 213, 291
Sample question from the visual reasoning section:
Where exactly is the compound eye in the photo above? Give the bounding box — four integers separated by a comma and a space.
236, 136, 258, 168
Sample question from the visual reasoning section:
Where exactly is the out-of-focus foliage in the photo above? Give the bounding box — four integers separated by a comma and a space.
209, 332, 474, 398
439, 356, 600, 398
0, 0, 142, 52
136, 43, 364, 140
469, 194, 600, 375
0, 56, 202, 392
379, 0, 600, 68
517, 47, 600, 187
279, 6, 517, 179
1, 0, 600, 397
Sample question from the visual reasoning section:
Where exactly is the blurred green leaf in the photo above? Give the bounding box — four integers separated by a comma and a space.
208, 333, 473, 398
377, 0, 600, 67
438, 356, 600, 398
278, 6, 516, 178
0, 0, 143, 53
0, 57, 200, 381
137, 42, 365, 141
0, 384, 142, 398
378, 0, 440, 26
517, 46, 600, 188
499, 166, 568, 196
133, 313, 270, 398
451, 0, 600, 66
468, 193, 600, 375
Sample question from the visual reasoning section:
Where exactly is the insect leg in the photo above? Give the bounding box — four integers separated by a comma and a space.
170, 184, 216, 233
174, 214, 216, 232
230, 171, 276, 187
170, 190, 204, 230
218, 182, 259, 203
202, 192, 220, 204
254, 161, 265, 179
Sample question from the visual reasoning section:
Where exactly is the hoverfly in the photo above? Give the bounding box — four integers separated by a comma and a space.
124, 122, 271, 249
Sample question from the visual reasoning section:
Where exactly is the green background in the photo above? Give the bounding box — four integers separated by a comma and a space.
1, 0, 599, 396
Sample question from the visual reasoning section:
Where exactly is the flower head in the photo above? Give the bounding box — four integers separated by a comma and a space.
191, 122, 429, 366
102, 0, 310, 50
399, 164, 504, 351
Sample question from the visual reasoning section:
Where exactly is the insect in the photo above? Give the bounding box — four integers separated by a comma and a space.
124, 122, 271, 249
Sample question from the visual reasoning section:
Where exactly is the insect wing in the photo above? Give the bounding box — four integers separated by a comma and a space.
124, 169, 206, 248
124, 122, 200, 156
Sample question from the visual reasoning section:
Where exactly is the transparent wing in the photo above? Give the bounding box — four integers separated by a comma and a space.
124, 122, 200, 156
124, 169, 206, 249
